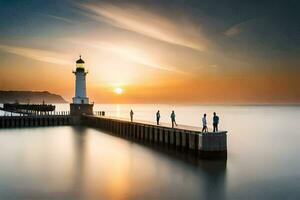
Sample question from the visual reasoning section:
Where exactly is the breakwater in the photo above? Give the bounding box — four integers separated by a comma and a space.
0, 115, 79, 128
82, 115, 227, 159
0, 114, 227, 159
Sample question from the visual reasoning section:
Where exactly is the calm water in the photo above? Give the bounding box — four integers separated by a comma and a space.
1, 104, 300, 199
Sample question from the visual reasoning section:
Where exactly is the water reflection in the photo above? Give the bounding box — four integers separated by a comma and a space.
0, 125, 227, 199
68, 126, 227, 199
70, 126, 88, 199
116, 104, 121, 118
1, 105, 300, 199
129, 139, 227, 200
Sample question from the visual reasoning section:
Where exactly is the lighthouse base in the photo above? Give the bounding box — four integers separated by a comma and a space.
70, 103, 93, 116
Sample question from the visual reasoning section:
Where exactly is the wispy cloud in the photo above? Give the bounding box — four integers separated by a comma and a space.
79, 3, 209, 51
92, 42, 188, 74
224, 25, 242, 37
224, 19, 255, 37
0, 44, 72, 65
70, 38, 188, 74
45, 14, 74, 24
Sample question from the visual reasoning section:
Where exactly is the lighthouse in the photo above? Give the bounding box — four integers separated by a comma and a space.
70, 56, 93, 115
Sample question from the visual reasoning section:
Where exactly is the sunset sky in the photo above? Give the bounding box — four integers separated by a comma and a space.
0, 0, 299, 103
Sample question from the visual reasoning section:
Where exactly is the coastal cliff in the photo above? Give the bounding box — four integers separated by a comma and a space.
0, 91, 67, 103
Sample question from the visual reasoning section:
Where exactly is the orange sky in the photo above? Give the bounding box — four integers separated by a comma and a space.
0, 1, 299, 104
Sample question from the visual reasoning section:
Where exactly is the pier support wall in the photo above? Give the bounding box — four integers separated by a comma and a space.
81, 115, 227, 159
0, 115, 80, 128
0, 115, 227, 159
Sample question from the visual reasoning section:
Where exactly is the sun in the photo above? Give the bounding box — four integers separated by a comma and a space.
114, 87, 123, 95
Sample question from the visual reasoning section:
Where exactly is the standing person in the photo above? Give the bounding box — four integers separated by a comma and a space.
202, 113, 208, 133
213, 112, 219, 132
130, 109, 134, 122
156, 110, 161, 125
170, 111, 177, 128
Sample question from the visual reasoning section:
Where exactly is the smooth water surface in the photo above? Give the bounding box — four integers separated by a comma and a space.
0, 105, 300, 199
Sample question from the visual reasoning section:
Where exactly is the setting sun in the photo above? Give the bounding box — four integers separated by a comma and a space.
114, 87, 123, 95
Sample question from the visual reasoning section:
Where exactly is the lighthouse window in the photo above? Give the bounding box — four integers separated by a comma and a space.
76, 63, 84, 68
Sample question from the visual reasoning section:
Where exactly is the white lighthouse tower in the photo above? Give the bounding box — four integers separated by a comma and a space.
70, 56, 93, 115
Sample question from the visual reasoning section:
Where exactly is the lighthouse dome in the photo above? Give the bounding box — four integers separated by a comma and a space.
76, 55, 85, 69
76, 56, 85, 64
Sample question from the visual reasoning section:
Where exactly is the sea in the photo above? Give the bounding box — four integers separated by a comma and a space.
0, 104, 300, 199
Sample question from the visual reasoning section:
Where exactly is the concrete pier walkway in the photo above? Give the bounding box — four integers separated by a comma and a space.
82, 115, 227, 159
0, 114, 227, 159
96, 115, 224, 133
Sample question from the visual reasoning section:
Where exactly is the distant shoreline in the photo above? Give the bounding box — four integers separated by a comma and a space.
89, 102, 300, 106
0, 90, 67, 104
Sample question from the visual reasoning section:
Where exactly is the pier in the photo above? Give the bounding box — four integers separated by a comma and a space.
2, 103, 56, 115
0, 113, 227, 159
82, 115, 227, 159
0, 115, 79, 128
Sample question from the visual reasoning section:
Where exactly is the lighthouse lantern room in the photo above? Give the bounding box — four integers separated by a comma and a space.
70, 56, 93, 115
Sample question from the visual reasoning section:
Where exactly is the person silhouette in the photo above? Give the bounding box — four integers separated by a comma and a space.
130, 109, 134, 122
213, 112, 219, 132
202, 113, 208, 133
170, 111, 177, 128
156, 110, 160, 125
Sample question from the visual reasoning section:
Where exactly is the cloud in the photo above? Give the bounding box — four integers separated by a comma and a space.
88, 41, 188, 74
79, 3, 209, 51
224, 25, 242, 37
224, 19, 255, 37
69, 38, 188, 74
0, 44, 72, 65
45, 14, 75, 24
